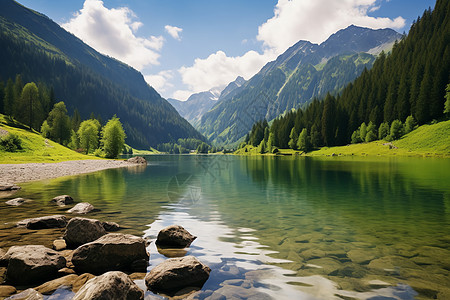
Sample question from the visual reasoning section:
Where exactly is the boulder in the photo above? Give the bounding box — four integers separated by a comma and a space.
0, 285, 16, 298
0, 184, 20, 192
156, 225, 196, 248
51, 195, 73, 206
63, 218, 106, 248
72, 233, 149, 274
17, 215, 67, 229
145, 256, 210, 295
5, 288, 43, 300
53, 240, 67, 251
2, 245, 66, 285
35, 273, 95, 295
5, 198, 31, 206
67, 203, 94, 214
101, 221, 120, 232
73, 271, 144, 300
126, 156, 147, 164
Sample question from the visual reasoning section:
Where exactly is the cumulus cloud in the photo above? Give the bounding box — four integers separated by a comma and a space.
62, 0, 163, 71
178, 50, 277, 94
144, 70, 174, 92
257, 0, 406, 53
165, 25, 183, 40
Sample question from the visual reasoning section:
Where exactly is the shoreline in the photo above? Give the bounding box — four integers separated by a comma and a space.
0, 159, 142, 184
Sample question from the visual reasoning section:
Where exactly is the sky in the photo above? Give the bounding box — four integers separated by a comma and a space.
18, 0, 436, 101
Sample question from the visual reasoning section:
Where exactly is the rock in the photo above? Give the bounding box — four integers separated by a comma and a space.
35, 273, 95, 295
5, 198, 31, 206
2, 245, 66, 285
126, 156, 147, 164
73, 271, 144, 300
63, 217, 106, 248
51, 195, 74, 206
17, 215, 67, 229
145, 256, 210, 295
53, 239, 67, 251
67, 203, 94, 214
5, 288, 43, 300
0, 184, 20, 192
72, 233, 149, 274
347, 249, 377, 264
0, 285, 16, 297
156, 225, 196, 248
102, 221, 120, 232
368, 256, 418, 272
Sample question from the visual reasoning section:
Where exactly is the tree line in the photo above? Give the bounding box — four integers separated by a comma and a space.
242, 0, 450, 152
0, 76, 126, 158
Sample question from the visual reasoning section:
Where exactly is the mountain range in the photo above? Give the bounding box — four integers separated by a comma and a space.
0, 0, 204, 148
198, 25, 402, 146
168, 76, 245, 127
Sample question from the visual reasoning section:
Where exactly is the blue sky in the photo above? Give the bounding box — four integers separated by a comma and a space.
18, 0, 435, 100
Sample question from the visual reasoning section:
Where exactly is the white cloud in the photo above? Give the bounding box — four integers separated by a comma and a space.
144, 70, 173, 92
257, 0, 406, 54
172, 90, 194, 101
165, 25, 183, 40
178, 50, 277, 94
62, 0, 163, 71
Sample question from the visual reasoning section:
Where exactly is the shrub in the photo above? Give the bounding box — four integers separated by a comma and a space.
0, 133, 22, 152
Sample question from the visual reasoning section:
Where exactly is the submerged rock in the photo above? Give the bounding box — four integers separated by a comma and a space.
145, 256, 210, 295
0, 184, 20, 192
63, 217, 106, 248
35, 273, 95, 295
72, 233, 149, 274
126, 156, 147, 164
5, 288, 43, 300
101, 221, 120, 232
17, 215, 67, 229
2, 245, 66, 285
73, 271, 144, 300
51, 195, 74, 206
5, 198, 31, 206
0, 285, 16, 298
156, 225, 196, 248
67, 203, 94, 214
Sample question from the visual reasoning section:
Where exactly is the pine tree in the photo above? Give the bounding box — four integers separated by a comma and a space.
444, 83, 450, 115
404, 115, 417, 134
415, 63, 433, 124
297, 128, 310, 152
288, 127, 298, 149
72, 108, 81, 131
13, 75, 23, 119
378, 122, 390, 140
16, 82, 42, 130
0, 81, 4, 114
365, 121, 377, 142
3, 79, 14, 117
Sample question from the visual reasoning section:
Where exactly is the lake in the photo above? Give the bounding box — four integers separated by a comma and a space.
1, 155, 449, 299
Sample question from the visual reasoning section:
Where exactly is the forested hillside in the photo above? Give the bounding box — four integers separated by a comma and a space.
0, 0, 204, 148
249, 0, 449, 150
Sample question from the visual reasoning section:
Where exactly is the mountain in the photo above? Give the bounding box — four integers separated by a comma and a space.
266, 0, 449, 150
168, 76, 246, 128
168, 89, 219, 128
0, 0, 204, 148
199, 25, 402, 146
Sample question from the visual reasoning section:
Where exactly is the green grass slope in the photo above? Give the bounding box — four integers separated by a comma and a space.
0, 115, 96, 163
235, 120, 450, 158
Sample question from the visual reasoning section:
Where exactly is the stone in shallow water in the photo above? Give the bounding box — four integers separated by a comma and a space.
51, 195, 73, 206
67, 203, 94, 214
145, 256, 210, 295
73, 271, 143, 300
0, 184, 20, 192
72, 233, 149, 274
305, 258, 342, 275
5, 198, 31, 206
347, 249, 377, 264
17, 215, 67, 229
3, 245, 66, 285
52, 239, 67, 251
156, 225, 196, 248
5, 288, 43, 300
63, 217, 106, 248
101, 221, 120, 232
0, 285, 16, 297
367, 255, 419, 272
34, 273, 95, 295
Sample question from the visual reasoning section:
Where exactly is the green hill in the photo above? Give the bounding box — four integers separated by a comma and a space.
0, 0, 204, 148
235, 120, 450, 158
0, 114, 94, 163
